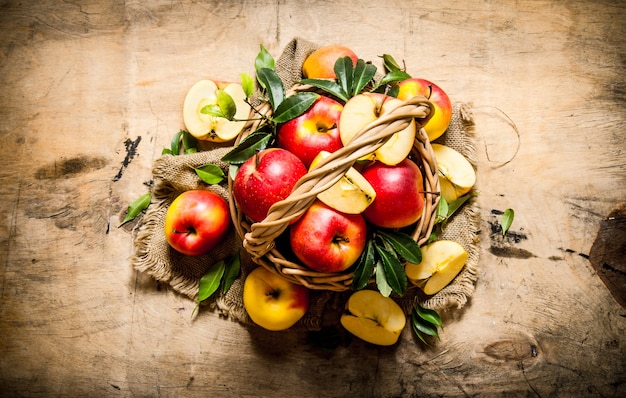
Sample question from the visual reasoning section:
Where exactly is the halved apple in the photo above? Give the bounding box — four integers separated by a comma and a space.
183, 79, 251, 142
340, 290, 406, 346
432, 144, 476, 203
339, 93, 416, 166
405, 240, 468, 295
309, 151, 376, 214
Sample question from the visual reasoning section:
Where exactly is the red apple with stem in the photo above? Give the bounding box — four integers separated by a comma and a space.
233, 148, 307, 223
276, 96, 344, 168
361, 158, 425, 229
290, 200, 367, 273
164, 190, 231, 256
397, 78, 452, 141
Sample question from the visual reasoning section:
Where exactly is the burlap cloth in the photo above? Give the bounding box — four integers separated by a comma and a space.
129, 38, 480, 331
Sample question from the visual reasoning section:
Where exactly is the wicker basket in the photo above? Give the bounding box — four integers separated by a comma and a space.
228, 85, 440, 291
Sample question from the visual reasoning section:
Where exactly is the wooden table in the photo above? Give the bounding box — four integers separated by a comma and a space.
1, 1, 624, 396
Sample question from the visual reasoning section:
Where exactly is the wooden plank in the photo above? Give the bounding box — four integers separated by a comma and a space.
0, 0, 624, 396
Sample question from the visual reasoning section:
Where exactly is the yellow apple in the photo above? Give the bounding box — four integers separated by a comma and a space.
432, 144, 476, 202
302, 45, 359, 79
243, 266, 309, 331
340, 290, 406, 346
309, 151, 376, 214
338, 93, 416, 166
183, 79, 251, 142
405, 240, 468, 295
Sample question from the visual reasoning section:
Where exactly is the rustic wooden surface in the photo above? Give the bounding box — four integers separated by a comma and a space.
1, 1, 625, 396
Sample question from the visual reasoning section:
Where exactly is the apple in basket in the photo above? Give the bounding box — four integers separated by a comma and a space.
233, 148, 307, 223
276, 95, 344, 168
361, 158, 425, 229
340, 290, 407, 346
397, 77, 452, 142
164, 190, 231, 256
183, 79, 251, 142
338, 93, 416, 166
290, 200, 367, 273
243, 266, 309, 331
302, 44, 359, 79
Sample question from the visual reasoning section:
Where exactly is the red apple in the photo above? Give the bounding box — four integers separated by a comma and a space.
397, 78, 452, 141
164, 190, 231, 256
361, 158, 425, 229
233, 148, 307, 223
276, 96, 344, 168
289, 200, 367, 273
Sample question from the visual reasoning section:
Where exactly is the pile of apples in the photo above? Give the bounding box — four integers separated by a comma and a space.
170, 44, 477, 345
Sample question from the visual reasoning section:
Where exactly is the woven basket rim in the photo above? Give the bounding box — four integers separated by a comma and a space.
228, 86, 440, 291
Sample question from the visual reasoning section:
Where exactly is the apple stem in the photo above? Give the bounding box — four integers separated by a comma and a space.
267, 289, 281, 299
172, 227, 195, 235
333, 236, 350, 244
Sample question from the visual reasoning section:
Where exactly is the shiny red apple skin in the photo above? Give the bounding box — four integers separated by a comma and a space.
289, 200, 367, 273
164, 190, 231, 256
233, 148, 307, 223
397, 77, 452, 141
277, 96, 344, 168
361, 158, 425, 229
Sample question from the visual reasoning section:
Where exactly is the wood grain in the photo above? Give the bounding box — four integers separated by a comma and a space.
1, 0, 625, 396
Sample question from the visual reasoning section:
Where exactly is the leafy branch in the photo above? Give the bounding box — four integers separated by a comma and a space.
351, 229, 422, 297
193, 252, 241, 318
411, 302, 444, 346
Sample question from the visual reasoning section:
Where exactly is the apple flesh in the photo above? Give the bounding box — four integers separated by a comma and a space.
339, 93, 416, 166
309, 151, 376, 214
397, 78, 452, 142
243, 266, 310, 331
340, 290, 406, 346
302, 45, 359, 79
183, 79, 251, 142
289, 200, 367, 273
277, 95, 344, 168
164, 190, 231, 256
361, 158, 425, 229
233, 148, 307, 223
405, 240, 468, 295
431, 144, 476, 203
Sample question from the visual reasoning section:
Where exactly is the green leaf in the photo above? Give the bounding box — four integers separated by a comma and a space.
200, 104, 224, 118
435, 196, 449, 224
501, 208, 515, 235
376, 70, 412, 87
162, 148, 172, 155
446, 192, 475, 219
414, 303, 443, 329
411, 308, 440, 339
182, 130, 198, 153
198, 260, 227, 303
220, 131, 273, 164
119, 193, 151, 227
257, 67, 285, 109
255, 44, 275, 72
380, 54, 403, 72
376, 230, 422, 265
272, 92, 320, 124
194, 164, 225, 185
241, 72, 255, 98
375, 261, 392, 297
170, 130, 183, 155
221, 252, 241, 294
216, 89, 237, 120
351, 239, 376, 291
334, 56, 354, 99
351, 59, 377, 96
299, 78, 349, 102
375, 245, 407, 296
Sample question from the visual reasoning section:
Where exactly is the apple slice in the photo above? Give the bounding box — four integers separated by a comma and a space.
309, 151, 376, 214
183, 79, 251, 142
405, 240, 468, 295
432, 144, 476, 203
339, 93, 416, 166
340, 290, 406, 346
